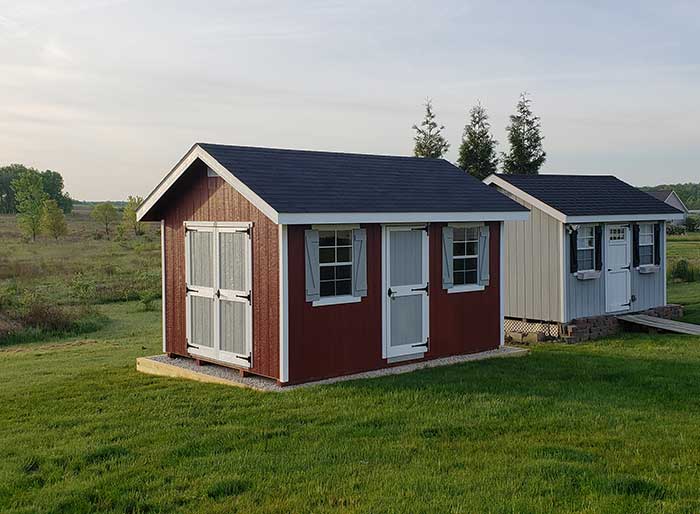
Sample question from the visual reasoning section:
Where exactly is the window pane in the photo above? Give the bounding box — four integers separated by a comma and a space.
640, 246, 653, 265
454, 271, 465, 285
320, 281, 335, 297
336, 230, 351, 246
466, 242, 478, 256
466, 227, 479, 241
336, 265, 352, 280
453, 242, 466, 257
453, 227, 465, 242
454, 258, 465, 271
465, 270, 477, 284
577, 249, 594, 270
320, 247, 335, 263
319, 231, 335, 247
320, 266, 335, 280
640, 224, 654, 236
336, 279, 351, 295
639, 234, 653, 245
465, 257, 477, 272
336, 246, 351, 263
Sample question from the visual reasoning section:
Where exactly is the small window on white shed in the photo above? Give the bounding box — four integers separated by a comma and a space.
639, 223, 655, 265
576, 226, 595, 272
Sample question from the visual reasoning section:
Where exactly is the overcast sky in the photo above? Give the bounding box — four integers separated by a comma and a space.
1, 0, 698, 200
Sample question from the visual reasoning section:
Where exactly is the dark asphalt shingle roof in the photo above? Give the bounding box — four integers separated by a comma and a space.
198, 143, 526, 214
495, 174, 682, 217
646, 190, 672, 202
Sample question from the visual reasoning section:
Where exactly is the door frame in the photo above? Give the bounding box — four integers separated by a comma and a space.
604, 223, 632, 313
381, 224, 430, 360
184, 221, 253, 368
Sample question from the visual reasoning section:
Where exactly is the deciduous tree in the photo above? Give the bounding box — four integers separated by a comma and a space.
91, 203, 119, 238
12, 171, 47, 241
41, 199, 68, 239
121, 195, 144, 236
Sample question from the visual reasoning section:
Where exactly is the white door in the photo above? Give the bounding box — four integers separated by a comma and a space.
186, 222, 252, 367
605, 224, 631, 313
383, 225, 429, 359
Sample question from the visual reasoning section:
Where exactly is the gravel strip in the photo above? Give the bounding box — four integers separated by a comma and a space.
147, 346, 528, 392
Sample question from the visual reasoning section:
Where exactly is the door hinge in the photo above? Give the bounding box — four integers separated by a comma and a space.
411, 283, 429, 295
235, 292, 252, 303
186, 286, 196, 294
186, 339, 200, 350
239, 354, 251, 363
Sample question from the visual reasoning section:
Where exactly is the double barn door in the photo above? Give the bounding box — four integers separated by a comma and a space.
185, 222, 252, 368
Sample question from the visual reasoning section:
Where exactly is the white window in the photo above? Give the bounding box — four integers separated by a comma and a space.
577, 226, 595, 272
639, 223, 654, 266
453, 226, 479, 285
319, 229, 353, 297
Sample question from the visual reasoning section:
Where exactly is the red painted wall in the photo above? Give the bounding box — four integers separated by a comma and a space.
287, 222, 501, 384
156, 160, 280, 380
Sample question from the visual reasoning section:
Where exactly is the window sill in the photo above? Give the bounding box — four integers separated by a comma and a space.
638, 264, 660, 274
312, 295, 361, 307
447, 284, 485, 294
575, 270, 601, 280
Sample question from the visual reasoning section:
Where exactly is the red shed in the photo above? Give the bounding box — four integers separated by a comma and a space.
137, 143, 528, 385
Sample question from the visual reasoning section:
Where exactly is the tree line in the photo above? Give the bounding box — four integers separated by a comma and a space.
0, 164, 73, 214
411, 92, 546, 178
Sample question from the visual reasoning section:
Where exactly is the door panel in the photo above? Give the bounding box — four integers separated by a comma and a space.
220, 299, 247, 355
190, 295, 215, 349
384, 226, 429, 358
605, 224, 631, 313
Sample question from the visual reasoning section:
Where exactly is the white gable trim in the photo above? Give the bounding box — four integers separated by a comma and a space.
483, 174, 685, 224
484, 175, 568, 223
667, 191, 689, 214
136, 144, 280, 223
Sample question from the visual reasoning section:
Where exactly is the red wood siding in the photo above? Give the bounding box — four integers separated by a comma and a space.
287, 222, 501, 384
158, 160, 280, 380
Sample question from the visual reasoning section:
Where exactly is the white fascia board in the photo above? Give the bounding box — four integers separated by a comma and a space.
668, 191, 689, 214
136, 144, 280, 223
567, 213, 685, 223
277, 210, 528, 225
483, 175, 567, 223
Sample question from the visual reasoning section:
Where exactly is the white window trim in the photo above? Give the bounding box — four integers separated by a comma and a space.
314, 224, 359, 306
312, 295, 362, 307
447, 222, 484, 293
638, 223, 655, 267
576, 225, 596, 273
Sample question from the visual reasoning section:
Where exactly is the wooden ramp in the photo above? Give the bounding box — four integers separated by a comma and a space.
617, 314, 700, 336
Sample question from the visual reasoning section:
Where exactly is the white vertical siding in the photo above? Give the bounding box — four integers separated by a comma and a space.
499, 190, 563, 322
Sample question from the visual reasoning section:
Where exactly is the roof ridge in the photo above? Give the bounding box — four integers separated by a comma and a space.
197, 142, 447, 163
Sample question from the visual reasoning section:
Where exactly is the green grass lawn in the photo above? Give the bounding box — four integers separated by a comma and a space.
2, 302, 700, 513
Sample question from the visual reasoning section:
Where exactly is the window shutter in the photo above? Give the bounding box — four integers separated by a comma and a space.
352, 228, 367, 298
569, 227, 578, 273
304, 229, 320, 302
594, 225, 603, 271
478, 225, 490, 286
653, 222, 661, 265
632, 223, 640, 268
442, 226, 454, 289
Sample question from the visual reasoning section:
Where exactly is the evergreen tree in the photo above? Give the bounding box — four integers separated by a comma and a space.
457, 102, 499, 180
412, 99, 450, 158
41, 199, 68, 239
12, 172, 48, 241
502, 92, 546, 174
121, 195, 144, 236
91, 202, 119, 238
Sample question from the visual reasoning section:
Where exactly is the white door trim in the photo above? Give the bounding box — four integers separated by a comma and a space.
382, 225, 430, 359
605, 223, 632, 313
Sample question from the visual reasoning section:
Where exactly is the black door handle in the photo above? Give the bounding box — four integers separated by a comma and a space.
387, 288, 394, 298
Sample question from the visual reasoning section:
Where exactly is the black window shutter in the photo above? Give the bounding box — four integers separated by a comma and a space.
569, 228, 578, 273
594, 225, 603, 271
632, 223, 640, 268
654, 222, 661, 265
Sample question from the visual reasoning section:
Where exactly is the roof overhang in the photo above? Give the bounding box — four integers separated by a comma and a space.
484, 174, 685, 224
138, 145, 532, 225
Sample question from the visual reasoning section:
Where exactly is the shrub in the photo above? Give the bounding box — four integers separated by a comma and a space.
138, 291, 159, 311
19, 293, 76, 331
70, 272, 97, 304
686, 215, 699, 233
667, 223, 686, 235
671, 259, 697, 282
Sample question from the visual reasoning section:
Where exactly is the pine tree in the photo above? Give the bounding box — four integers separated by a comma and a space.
121, 195, 144, 236
41, 199, 68, 239
11, 172, 48, 241
457, 102, 499, 180
501, 92, 546, 174
412, 99, 450, 158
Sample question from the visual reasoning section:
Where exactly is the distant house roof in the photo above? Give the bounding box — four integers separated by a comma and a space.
484, 174, 684, 223
647, 190, 673, 202
138, 143, 528, 224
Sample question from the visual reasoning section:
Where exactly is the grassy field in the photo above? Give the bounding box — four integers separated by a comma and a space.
667, 233, 700, 324
1, 215, 700, 512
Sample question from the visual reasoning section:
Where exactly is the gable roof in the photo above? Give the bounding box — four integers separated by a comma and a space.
137, 143, 528, 224
647, 190, 672, 202
484, 174, 684, 223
